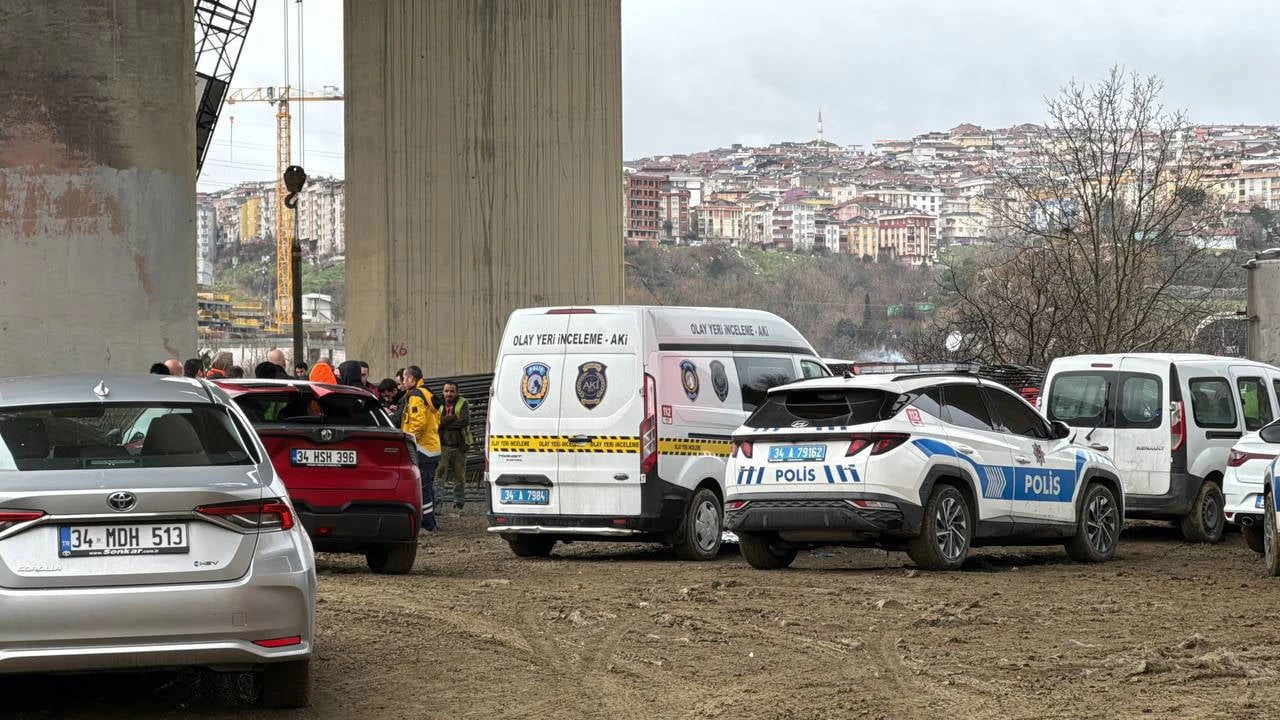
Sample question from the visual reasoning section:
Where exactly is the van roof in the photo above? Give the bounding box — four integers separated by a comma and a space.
1050, 353, 1278, 369
510, 305, 817, 354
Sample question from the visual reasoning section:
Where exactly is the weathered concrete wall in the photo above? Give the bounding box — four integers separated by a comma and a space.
0, 1, 196, 375
345, 0, 624, 377
1247, 258, 1280, 366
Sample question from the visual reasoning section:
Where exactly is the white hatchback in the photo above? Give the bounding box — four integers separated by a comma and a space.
1224, 432, 1278, 553
724, 373, 1125, 570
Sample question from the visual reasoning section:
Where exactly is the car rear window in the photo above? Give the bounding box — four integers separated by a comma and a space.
0, 403, 254, 471
745, 388, 900, 428
232, 391, 386, 427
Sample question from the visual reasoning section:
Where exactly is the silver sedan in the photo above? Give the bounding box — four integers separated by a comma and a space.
0, 375, 316, 708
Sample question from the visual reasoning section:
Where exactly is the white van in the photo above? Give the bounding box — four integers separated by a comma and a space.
1041, 353, 1280, 542
485, 305, 828, 560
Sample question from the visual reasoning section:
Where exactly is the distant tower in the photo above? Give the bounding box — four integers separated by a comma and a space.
816, 107, 824, 143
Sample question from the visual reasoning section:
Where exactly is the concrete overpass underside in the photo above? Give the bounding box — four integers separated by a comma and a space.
344, 0, 625, 377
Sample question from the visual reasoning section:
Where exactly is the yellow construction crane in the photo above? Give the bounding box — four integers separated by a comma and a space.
225, 85, 343, 330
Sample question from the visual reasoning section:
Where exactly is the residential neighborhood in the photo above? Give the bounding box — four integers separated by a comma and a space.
622, 115, 1280, 263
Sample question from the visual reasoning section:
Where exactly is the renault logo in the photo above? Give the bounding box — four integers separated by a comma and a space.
107, 491, 137, 512
319, 428, 334, 442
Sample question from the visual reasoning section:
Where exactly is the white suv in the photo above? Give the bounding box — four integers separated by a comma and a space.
724, 373, 1125, 570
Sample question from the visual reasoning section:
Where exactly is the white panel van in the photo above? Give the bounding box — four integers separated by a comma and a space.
485, 305, 828, 560
1042, 353, 1280, 542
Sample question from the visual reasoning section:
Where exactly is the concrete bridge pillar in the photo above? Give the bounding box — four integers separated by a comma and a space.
344, 0, 624, 377
0, 1, 196, 373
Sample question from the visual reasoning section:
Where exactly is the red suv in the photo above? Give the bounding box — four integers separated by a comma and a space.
215, 379, 422, 574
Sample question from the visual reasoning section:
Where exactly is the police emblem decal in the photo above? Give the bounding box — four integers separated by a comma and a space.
521, 362, 550, 410
1032, 443, 1045, 464
710, 360, 729, 402
575, 361, 608, 410
680, 360, 700, 401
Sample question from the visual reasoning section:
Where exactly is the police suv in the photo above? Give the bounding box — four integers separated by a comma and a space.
724, 372, 1125, 570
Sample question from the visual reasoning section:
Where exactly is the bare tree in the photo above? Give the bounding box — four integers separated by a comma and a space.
943, 67, 1233, 365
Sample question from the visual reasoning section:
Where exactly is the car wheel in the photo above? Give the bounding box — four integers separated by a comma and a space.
737, 531, 797, 570
906, 484, 971, 571
365, 543, 417, 574
1264, 495, 1280, 577
1065, 482, 1120, 562
260, 659, 311, 709
1243, 520, 1266, 554
672, 487, 723, 561
504, 534, 555, 558
1180, 481, 1225, 543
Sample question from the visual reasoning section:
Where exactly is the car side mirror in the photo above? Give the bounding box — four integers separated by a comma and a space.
1260, 422, 1280, 445
1051, 421, 1071, 440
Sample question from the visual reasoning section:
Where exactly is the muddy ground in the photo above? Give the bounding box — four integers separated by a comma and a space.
7, 511, 1280, 720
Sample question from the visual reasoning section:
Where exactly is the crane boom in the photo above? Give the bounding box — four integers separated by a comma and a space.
224, 86, 343, 330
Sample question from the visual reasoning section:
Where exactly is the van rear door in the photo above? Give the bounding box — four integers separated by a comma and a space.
553, 309, 645, 516
1115, 358, 1168, 496
489, 310, 572, 515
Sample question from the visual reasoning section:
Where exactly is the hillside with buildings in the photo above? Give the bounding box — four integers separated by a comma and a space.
191, 116, 1277, 353
622, 115, 1280, 260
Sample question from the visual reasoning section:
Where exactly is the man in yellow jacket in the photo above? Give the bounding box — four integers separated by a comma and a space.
400, 366, 441, 531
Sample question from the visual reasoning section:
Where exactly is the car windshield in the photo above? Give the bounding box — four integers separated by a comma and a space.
745, 387, 900, 428
231, 390, 386, 427
0, 403, 254, 471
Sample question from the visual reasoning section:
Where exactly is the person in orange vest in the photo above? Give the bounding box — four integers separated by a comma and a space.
309, 358, 337, 385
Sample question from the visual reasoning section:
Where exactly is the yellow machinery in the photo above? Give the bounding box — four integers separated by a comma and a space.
224, 86, 342, 330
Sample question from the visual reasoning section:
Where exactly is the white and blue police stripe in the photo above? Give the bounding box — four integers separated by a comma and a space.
911, 438, 1084, 503
734, 463, 861, 485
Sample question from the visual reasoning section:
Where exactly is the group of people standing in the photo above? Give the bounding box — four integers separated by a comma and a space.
382, 366, 472, 533
151, 348, 472, 534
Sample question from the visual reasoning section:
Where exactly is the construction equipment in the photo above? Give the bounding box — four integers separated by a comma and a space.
224, 86, 342, 329
194, 0, 257, 175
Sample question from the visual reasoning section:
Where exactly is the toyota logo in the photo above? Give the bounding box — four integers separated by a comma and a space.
107, 491, 137, 512
791, 420, 809, 428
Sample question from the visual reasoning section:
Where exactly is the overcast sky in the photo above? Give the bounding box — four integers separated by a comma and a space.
198, 0, 1280, 191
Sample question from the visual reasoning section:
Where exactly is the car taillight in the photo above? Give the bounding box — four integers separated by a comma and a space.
0, 509, 44, 533
732, 440, 753, 458
1228, 449, 1277, 467
640, 373, 658, 474
1170, 400, 1186, 453
253, 635, 302, 648
846, 433, 910, 456
196, 498, 295, 531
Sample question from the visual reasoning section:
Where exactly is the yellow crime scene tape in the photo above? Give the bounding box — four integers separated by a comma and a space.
488, 435, 730, 457
488, 435, 639, 453
658, 438, 732, 457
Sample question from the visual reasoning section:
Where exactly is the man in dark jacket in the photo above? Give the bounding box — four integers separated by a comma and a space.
435, 381, 472, 511
255, 360, 291, 379
336, 360, 364, 388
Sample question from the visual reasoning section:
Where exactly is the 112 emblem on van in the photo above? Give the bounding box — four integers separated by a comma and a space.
680, 360, 700, 401
521, 363, 550, 410
710, 360, 729, 402
576, 361, 608, 410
